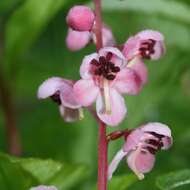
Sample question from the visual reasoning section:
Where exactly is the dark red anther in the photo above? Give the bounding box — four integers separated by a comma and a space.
146, 146, 157, 155
91, 59, 100, 66
99, 56, 106, 64
106, 74, 115, 80
111, 66, 120, 73
106, 52, 113, 61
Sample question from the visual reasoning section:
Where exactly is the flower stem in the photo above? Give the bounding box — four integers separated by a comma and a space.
98, 121, 108, 190
93, 0, 108, 189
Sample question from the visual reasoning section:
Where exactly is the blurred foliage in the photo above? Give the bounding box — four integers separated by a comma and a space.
0, 0, 190, 189
156, 169, 190, 190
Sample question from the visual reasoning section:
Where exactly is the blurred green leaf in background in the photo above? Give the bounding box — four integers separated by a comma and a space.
0, 0, 190, 189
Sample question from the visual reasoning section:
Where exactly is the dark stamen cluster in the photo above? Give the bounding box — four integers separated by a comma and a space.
90, 52, 120, 80
139, 39, 156, 59
143, 132, 164, 155
51, 92, 61, 105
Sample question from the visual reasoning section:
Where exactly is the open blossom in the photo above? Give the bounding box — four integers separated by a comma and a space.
108, 122, 172, 180
66, 5, 115, 51
122, 29, 165, 87
30, 185, 57, 190
37, 77, 82, 122
73, 47, 142, 126
123, 30, 165, 61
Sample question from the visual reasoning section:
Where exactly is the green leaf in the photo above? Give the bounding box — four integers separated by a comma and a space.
5, 0, 67, 62
156, 169, 190, 190
0, 155, 38, 190
108, 175, 137, 190
102, 0, 190, 24
0, 153, 89, 190
48, 164, 89, 190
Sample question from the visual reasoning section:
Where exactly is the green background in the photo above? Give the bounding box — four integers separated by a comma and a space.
0, 0, 190, 189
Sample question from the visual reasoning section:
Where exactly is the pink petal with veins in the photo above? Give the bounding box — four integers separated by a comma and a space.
73, 79, 99, 106
96, 88, 127, 126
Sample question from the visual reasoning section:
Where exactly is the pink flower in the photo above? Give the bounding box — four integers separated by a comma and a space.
73, 47, 142, 126
30, 185, 57, 190
66, 5, 95, 31
123, 30, 165, 61
37, 77, 82, 122
108, 122, 172, 179
122, 30, 165, 86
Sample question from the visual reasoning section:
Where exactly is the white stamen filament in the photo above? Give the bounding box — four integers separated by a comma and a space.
78, 108, 84, 120
103, 79, 111, 115
127, 56, 139, 68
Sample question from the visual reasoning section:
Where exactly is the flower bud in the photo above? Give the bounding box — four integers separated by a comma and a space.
66, 5, 95, 31
66, 28, 91, 51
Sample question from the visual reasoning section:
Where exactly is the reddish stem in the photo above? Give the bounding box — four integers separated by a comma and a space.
93, 0, 107, 190
98, 121, 108, 190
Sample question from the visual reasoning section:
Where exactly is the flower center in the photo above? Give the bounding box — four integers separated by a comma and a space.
139, 39, 156, 59
142, 132, 164, 155
90, 52, 120, 80
51, 92, 61, 105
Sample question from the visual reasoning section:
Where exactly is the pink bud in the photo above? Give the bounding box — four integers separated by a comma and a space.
66, 28, 91, 51
66, 5, 95, 31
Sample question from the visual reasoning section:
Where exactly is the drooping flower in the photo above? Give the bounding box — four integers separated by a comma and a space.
122, 29, 165, 87
37, 77, 83, 122
108, 122, 172, 180
123, 30, 165, 61
73, 47, 142, 126
30, 185, 57, 190
66, 5, 115, 51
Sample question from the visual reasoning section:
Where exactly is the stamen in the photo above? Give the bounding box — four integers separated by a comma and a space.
106, 52, 113, 61
103, 79, 111, 115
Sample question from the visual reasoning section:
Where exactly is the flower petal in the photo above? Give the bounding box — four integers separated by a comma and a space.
122, 36, 139, 60
66, 28, 91, 51
37, 77, 66, 99
108, 149, 128, 180
59, 106, 79, 122
137, 30, 164, 41
123, 128, 144, 152
59, 81, 81, 109
113, 68, 142, 95
92, 25, 116, 47
127, 148, 155, 180
141, 122, 173, 149
99, 47, 126, 60
74, 79, 99, 106
96, 88, 127, 126
129, 58, 148, 85
80, 53, 99, 79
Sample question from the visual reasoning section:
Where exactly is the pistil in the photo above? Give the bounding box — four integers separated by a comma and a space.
103, 79, 111, 115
